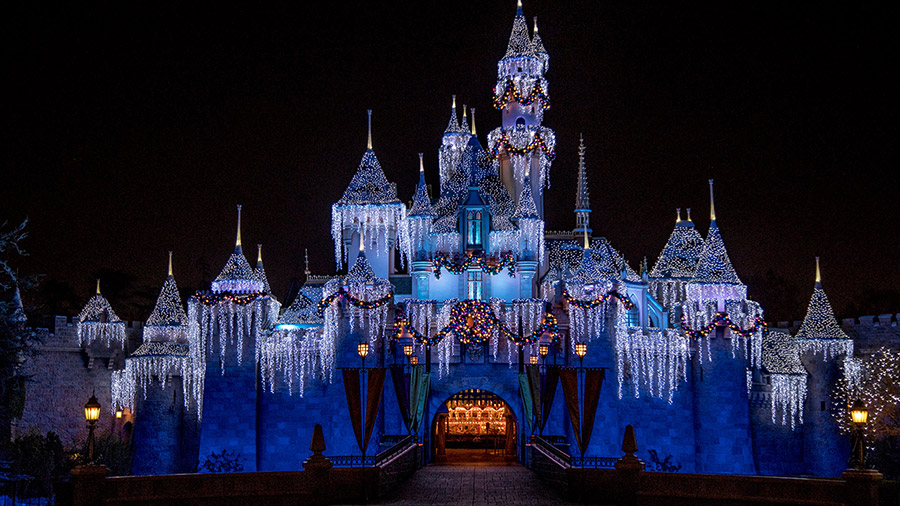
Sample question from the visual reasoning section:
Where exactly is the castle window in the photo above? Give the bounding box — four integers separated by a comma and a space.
625, 297, 640, 327
515, 117, 526, 128
466, 210, 482, 247
467, 270, 483, 300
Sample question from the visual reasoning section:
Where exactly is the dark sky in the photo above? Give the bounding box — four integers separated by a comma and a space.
4, 2, 898, 322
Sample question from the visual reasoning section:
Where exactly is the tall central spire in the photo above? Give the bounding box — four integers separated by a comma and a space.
574, 135, 592, 235
708, 179, 717, 225
235, 204, 243, 249
366, 109, 373, 150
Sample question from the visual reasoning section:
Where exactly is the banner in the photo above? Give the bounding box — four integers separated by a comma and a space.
559, 367, 606, 456
559, 367, 581, 451
518, 373, 533, 433
409, 365, 430, 434
342, 368, 363, 452
389, 365, 412, 432
363, 368, 386, 455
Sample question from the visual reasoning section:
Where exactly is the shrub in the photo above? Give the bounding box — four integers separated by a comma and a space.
201, 449, 244, 473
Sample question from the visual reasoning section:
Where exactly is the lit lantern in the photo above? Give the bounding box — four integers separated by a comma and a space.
850, 399, 868, 425
410, 356, 419, 365
529, 355, 538, 365
539, 344, 549, 357
403, 344, 414, 357
84, 393, 101, 424
575, 343, 587, 358
357, 342, 370, 358
115, 408, 123, 419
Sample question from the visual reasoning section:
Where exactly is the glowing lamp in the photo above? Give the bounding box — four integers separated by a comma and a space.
357, 343, 370, 358
529, 355, 538, 365
575, 343, 587, 358
539, 344, 549, 357
410, 356, 419, 365
84, 393, 101, 424
403, 344, 414, 357
850, 399, 868, 425
115, 408, 123, 419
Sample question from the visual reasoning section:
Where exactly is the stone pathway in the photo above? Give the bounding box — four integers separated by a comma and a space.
374, 464, 578, 506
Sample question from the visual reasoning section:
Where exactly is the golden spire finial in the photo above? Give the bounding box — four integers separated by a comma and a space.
815, 256, 821, 285
676, 208, 682, 223
517, 0, 522, 9
236, 204, 243, 247
583, 228, 589, 250
257, 244, 263, 263
366, 110, 373, 150
533, 16, 539, 34
470, 108, 476, 135
687, 208, 692, 222
708, 179, 716, 222
418, 152, 424, 173
461, 104, 467, 123
96, 279, 101, 295
168, 251, 173, 277
359, 238, 365, 253
452, 95, 456, 110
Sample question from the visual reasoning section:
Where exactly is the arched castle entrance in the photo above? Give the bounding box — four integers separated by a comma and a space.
431, 389, 517, 465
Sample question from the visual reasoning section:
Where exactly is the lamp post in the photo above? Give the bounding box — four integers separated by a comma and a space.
84, 392, 101, 463
575, 342, 587, 369
574, 342, 588, 468
529, 355, 538, 366
357, 342, 370, 369
403, 344, 414, 365
849, 399, 868, 470
539, 344, 549, 372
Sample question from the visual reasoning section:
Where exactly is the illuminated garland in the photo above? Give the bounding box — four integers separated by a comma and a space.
391, 307, 427, 343
508, 312, 559, 345
316, 286, 393, 316
194, 291, 267, 306
492, 79, 550, 110
562, 289, 635, 310
432, 252, 516, 279
487, 131, 556, 162
680, 312, 767, 339
434, 300, 514, 345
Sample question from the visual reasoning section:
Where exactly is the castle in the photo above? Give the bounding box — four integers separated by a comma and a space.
14, 2, 898, 478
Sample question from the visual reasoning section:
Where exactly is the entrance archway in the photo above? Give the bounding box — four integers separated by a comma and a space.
432, 389, 517, 465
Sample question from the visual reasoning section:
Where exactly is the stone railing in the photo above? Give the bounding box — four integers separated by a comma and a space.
70, 424, 423, 506
529, 425, 888, 506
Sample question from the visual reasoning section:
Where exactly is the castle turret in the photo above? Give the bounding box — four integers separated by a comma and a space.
331, 111, 405, 280
76, 279, 127, 348
487, 0, 555, 219
254, 244, 274, 297
116, 253, 199, 475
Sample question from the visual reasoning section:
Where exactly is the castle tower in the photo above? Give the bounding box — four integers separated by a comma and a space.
795, 258, 853, 476
193, 206, 279, 472
684, 180, 757, 474
117, 253, 200, 475
573, 136, 591, 236
331, 110, 405, 280
404, 153, 438, 298
488, 0, 556, 219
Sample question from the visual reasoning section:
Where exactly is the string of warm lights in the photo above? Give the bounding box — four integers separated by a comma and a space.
431, 252, 517, 279
492, 79, 550, 110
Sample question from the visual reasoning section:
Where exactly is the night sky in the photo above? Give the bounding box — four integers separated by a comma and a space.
4, 2, 898, 323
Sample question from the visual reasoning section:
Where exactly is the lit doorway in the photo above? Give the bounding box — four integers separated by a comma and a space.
432, 389, 517, 465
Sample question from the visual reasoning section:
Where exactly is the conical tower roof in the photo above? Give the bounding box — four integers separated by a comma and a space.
504, 1, 535, 59
409, 154, 436, 217
275, 284, 324, 330
795, 258, 850, 341
691, 181, 742, 285
78, 280, 124, 324
337, 111, 400, 206
254, 245, 273, 294
444, 95, 463, 135
512, 176, 539, 220
145, 252, 188, 330
532, 17, 549, 70
212, 205, 265, 294
650, 209, 704, 279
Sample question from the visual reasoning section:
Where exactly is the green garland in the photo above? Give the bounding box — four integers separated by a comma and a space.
492, 79, 551, 110
562, 289, 634, 310
316, 287, 393, 316
681, 312, 768, 340
432, 252, 516, 279
193, 291, 267, 306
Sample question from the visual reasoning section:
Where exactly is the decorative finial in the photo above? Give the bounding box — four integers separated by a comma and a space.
167, 251, 173, 277
708, 179, 716, 222
533, 16, 539, 34
676, 208, 682, 223
366, 110, 373, 150
359, 238, 365, 253
257, 244, 263, 264
470, 108, 476, 135
304, 248, 310, 278
583, 228, 589, 250
418, 153, 424, 173
815, 256, 821, 286
236, 204, 243, 247
461, 105, 467, 122
687, 208, 692, 222
517, 0, 523, 13
96, 279, 101, 295
452, 95, 456, 110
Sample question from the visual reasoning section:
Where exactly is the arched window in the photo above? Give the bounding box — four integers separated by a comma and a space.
625, 297, 640, 327
515, 117, 526, 128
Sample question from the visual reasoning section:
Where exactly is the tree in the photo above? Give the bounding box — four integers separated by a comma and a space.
0, 220, 39, 448
833, 348, 900, 478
